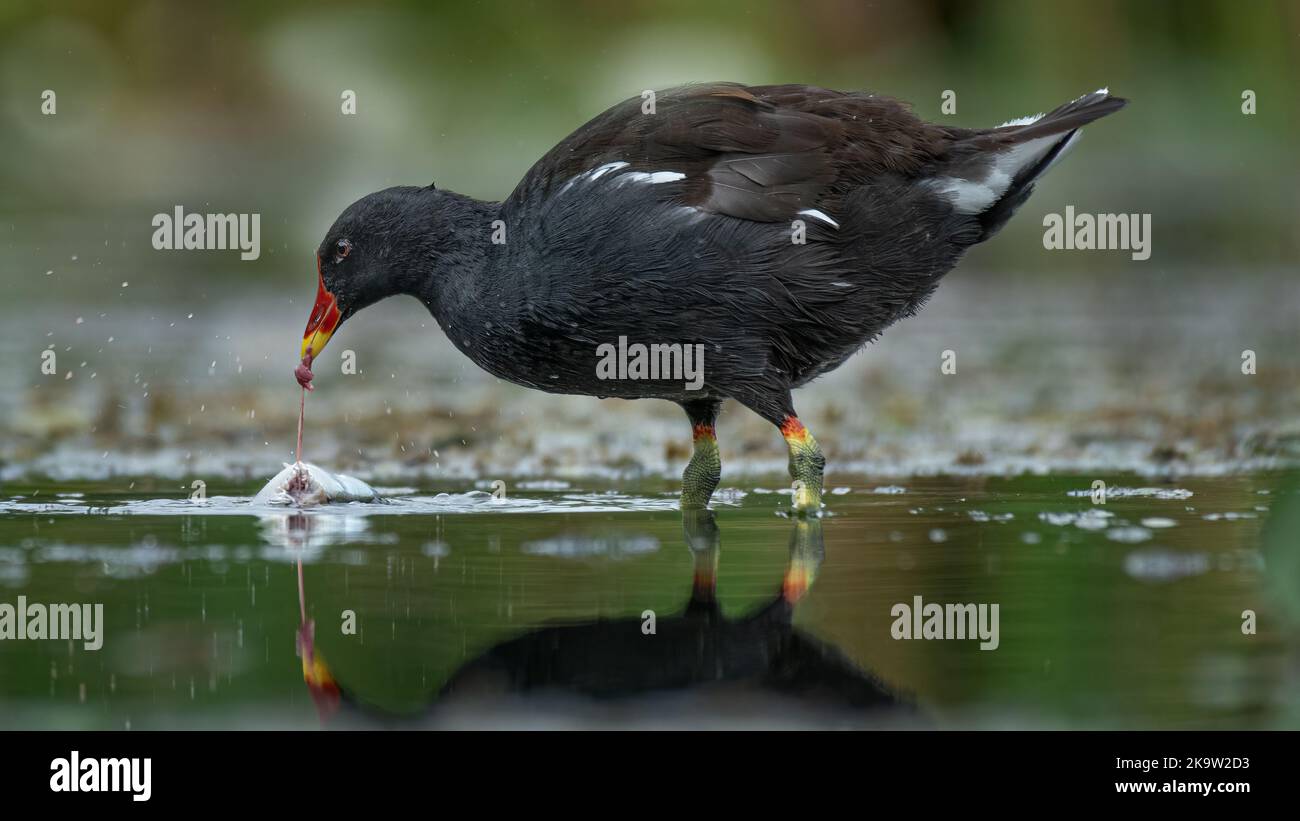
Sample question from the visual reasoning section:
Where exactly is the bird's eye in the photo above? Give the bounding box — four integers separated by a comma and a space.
333, 238, 352, 262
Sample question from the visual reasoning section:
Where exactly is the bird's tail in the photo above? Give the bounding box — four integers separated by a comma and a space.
932, 89, 1128, 241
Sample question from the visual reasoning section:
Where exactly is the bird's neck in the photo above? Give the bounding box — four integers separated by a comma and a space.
394, 189, 499, 330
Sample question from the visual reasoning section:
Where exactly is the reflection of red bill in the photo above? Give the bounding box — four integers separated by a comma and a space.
301, 256, 340, 362
298, 621, 341, 722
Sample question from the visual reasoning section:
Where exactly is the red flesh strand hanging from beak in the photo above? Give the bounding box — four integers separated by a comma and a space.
296, 255, 341, 389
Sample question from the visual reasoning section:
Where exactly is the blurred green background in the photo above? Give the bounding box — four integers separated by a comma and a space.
0, 0, 1296, 305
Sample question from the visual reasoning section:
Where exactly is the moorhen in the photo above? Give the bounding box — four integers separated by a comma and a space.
295, 83, 1126, 512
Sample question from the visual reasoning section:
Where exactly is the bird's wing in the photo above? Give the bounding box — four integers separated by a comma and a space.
504, 83, 954, 224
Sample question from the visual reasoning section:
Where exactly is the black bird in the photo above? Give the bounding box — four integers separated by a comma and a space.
296, 83, 1126, 513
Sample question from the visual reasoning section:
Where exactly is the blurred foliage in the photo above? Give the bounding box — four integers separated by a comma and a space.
0, 0, 1296, 300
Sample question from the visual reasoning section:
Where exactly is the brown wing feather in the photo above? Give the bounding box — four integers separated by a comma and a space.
507, 83, 956, 223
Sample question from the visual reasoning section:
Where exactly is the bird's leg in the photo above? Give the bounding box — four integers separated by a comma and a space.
781, 415, 825, 515
680, 399, 722, 510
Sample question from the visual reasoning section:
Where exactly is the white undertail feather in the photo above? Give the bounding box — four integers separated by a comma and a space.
939, 88, 1113, 212
1039, 130, 1082, 176
927, 130, 1082, 215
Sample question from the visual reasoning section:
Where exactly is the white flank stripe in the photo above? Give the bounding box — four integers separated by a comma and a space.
559, 162, 684, 196
587, 161, 629, 180
621, 170, 685, 184
797, 209, 839, 228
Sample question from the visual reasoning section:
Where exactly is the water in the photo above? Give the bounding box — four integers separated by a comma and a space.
3, 274, 1297, 727
2, 472, 1295, 729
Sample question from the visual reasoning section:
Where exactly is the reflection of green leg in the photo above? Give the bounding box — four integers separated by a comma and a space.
682, 508, 720, 607
783, 517, 825, 603
680, 400, 722, 510
781, 416, 825, 515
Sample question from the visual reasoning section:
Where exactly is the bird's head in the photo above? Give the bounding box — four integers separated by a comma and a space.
300, 187, 425, 367
296, 185, 489, 388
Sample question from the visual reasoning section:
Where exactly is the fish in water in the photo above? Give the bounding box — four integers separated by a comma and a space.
292, 83, 1126, 514
253, 462, 381, 507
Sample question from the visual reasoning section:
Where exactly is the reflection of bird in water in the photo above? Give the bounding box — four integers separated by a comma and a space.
296, 511, 912, 728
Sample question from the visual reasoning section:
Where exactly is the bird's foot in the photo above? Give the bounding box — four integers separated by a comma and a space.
791, 480, 823, 515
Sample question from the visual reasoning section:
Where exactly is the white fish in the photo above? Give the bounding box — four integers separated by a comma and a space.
253, 462, 381, 507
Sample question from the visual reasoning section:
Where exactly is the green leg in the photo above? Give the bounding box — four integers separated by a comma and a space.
781, 415, 825, 515
680, 400, 722, 510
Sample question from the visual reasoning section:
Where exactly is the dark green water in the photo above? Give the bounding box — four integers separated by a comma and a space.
1, 472, 1295, 729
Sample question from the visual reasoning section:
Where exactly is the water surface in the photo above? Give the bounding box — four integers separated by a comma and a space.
2, 472, 1294, 729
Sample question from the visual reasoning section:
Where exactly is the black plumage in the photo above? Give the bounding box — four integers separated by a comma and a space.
300, 83, 1126, 511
